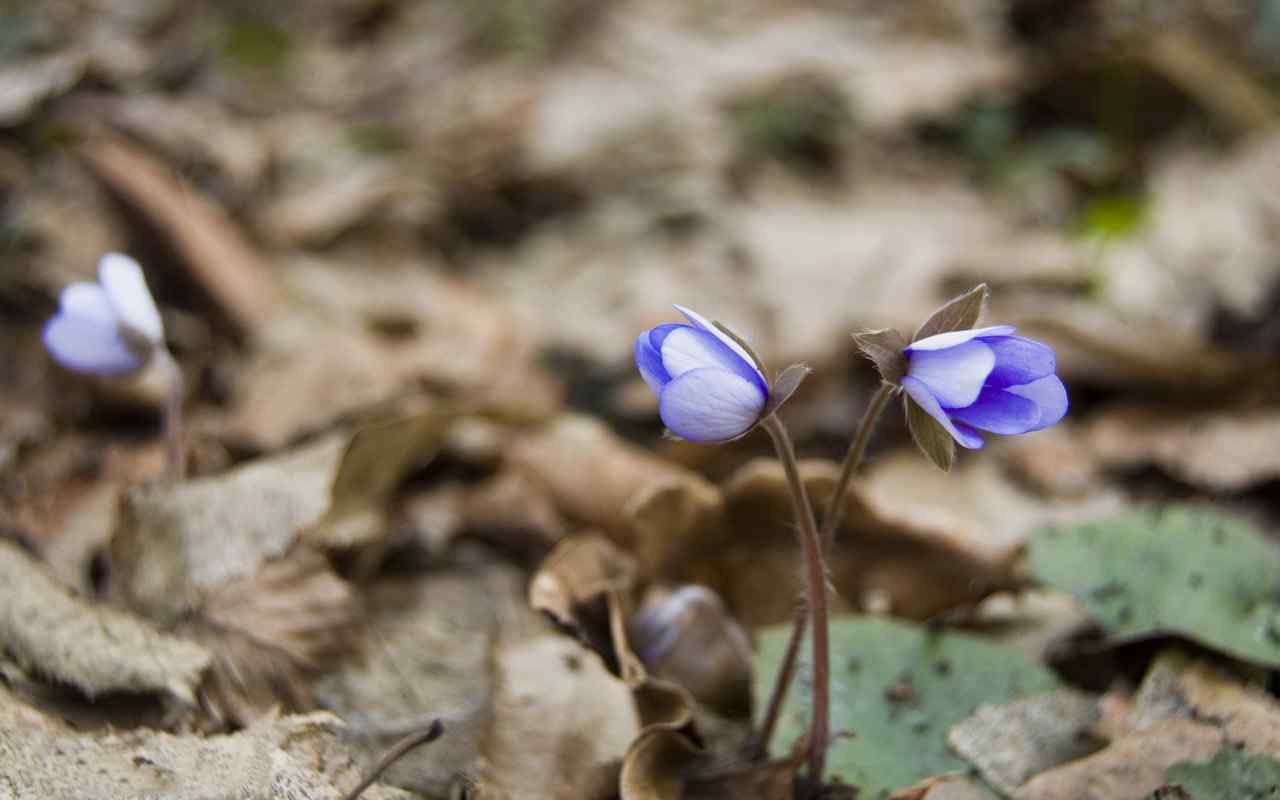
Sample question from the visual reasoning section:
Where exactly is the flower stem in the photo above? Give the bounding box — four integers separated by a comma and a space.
156, 348, 186, 481
751, 383, 894, 761
760, 413, 829, 782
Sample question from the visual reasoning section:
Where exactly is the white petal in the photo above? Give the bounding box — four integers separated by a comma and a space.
906, 325, 1016, 352
660, 326, 766, 391
59, 283, 119, 327
673, 305, 766, 383
905, 339, 995, 408
659, 367, 766, 443
99, 253, 163, 343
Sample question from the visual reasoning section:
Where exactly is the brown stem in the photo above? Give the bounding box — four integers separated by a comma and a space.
760, 413, 829, 782
342, 720, 444, 800
751, 384, 894, 761
156, 348, 186, 481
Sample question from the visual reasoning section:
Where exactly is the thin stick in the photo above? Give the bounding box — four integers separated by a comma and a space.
156, 348, 186, 481
750, 383, 894, 760
760, 413, 829, 782
342, 720, 445, 800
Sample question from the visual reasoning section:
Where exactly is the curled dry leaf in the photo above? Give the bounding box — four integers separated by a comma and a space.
183, 547, 359, 727
628, 456, 1025, 627
0, 539, 210, 704
0, 686, 414, 800
510, 415, 695, 546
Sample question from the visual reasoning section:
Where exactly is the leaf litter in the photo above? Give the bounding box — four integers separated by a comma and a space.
6, 1, 1280, 798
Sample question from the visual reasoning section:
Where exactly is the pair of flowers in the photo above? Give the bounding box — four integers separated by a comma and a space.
635, 291, 1066, 461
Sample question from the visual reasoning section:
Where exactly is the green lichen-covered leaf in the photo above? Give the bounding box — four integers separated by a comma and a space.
1151, 748, 1280, 800
1028, 506, 1280, 667
755, 615, 1059, 798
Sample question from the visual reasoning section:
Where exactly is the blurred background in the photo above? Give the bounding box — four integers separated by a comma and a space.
3, 2, 1280, 796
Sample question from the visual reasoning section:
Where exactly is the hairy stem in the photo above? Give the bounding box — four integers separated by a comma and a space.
342, 720, 444, 800
760, 413, 829, 782
751, 384, 894, 761
156, 348, 186, 481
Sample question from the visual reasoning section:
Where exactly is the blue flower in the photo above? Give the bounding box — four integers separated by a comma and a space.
902, 325, 1067, 449
43, 253, 165, 376
635, 305, 769, 442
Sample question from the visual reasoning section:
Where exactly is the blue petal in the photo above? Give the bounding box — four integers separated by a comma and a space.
43, 312, 145, 375
901, 375, 985, 449
1007, 375, 1068, 431
648, 323, 684, 351
983, 335, 1055, 387
660, 326, 768, 395
906, 325, 1016, 352
659, 367, 766, 442
59, 282, 118, 326
673, 305, 767, 386
947, 385, 1041, 434
635, 331, 672, 395
905, 339, 995, 408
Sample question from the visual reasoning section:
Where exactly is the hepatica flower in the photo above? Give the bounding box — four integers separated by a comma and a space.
902, 325, 1067, 449
635, 305, 805, 443
855, 284, 1067, 470
43, 253, 164, 375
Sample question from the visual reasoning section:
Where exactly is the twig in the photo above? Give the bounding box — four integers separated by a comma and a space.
342, 720, 445, 800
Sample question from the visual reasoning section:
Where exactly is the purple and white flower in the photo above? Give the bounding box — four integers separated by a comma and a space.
902, 325, 1067, 449
635, 305, 769, 443
43, 253, 165, 376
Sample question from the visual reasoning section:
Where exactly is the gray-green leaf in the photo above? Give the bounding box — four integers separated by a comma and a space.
906, 394, 955, 472
914, 283, 989, 342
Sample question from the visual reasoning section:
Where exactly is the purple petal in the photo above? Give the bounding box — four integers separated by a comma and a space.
947, 385, 1041, 434
43, 313, 145, 375
660, 326, 768, 395
1007, 375, 1068, 431
901, 375, 985, 449
983, 335, 1056, 387
905, 339, 995, 408
673, 305, 766, 385
659, 367, 766, 442
906, 325, 1016, 352
99, 253, 163, 344
635, 331, 671, 395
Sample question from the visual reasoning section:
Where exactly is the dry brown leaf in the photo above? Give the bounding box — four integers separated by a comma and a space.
314, 562, 527, 797
475, 633, 639, 800
462, 469, 568, 555
1084, 402, 1280, 492
185, 548, 359, 727
510, 415, 694, 546
79, 136, 279, 333
947, 689, 1102, 796
889, 775, 994, 800
0, 685, 414, 800
0, 539, 210, 704
113, 413, 440, 623
1131, 651, 1280, 758
1016, 719, 1223, 800
0, 51, 84, 126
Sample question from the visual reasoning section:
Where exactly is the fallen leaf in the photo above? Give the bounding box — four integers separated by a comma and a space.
757, 615, 1062, 798
0, 539, 210, 704
1157, 748, 1280, 800
1027, 506, 1280, 668
0, 685, 414, 800
1084, 402, 1280, 492
947, 689, 1102, 796
0, 51, 84, 126
1017, 720, 1224, 800
79, 136, 279, 333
